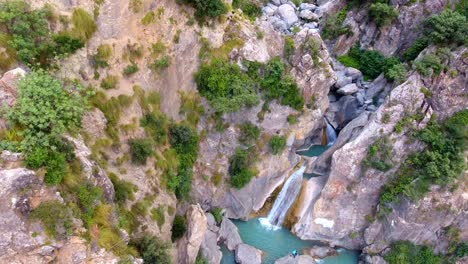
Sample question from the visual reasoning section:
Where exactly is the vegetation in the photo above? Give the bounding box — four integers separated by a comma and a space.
385, 63, 407, 83
321, 8, 350, 40
363, 136, 393, 172
402, 37, 429, 61
171, 215, 187, 241
379, 110, 467, 207
233, 0, 261, 20
239, 122, 260, 146
181, 0, 227, 21
30, 201, 72, 238
140, 112, 168, 145
142, 11, 156, 25
151, 206, 165, 228
71, 8, 97, 41
284, 36, 295, 58
229, 147, 257, 189
94, 44, 113, 68
424, 9, 467, 45
415, 54, 443, 77
384, 241, 442, 264
109, 173, 137, 205
129, 138, 153, 165
195, 59, 259, 113
150, 55, 171, 71
131, 235, 172, 264
269, 135, 286, 155
287, 114, 299, 125
123, 63, 139, 76
369, 3, 399, 27
211, 207, 223, 224
100, 75, 119, 89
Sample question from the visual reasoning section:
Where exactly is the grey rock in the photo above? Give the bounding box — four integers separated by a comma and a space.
277, 4, 299, 27
299, 10, 319, 21
1, 151, 22, 162
287, 1, 297, 8
181, 204, 208, 264
272, 0, 282, 6
337, 83, 359, 95
328, 94, 337, 102
267, 3, 278, 10
235, 243, 262, 264
366, 105, 377, 111
303, 22, 319, 29
299, 3, 317, 10
201, 229, 222, 264
334, 95, 361, 129
263, 6, 275, 16
363, 255, 386, 264
335, 73, 353, 88
272, 18, 288, 32
280, 0, 288, 4
219, 217, 242, 250
356, 91, 365, 106
346, 67, 362, 80
305, 246, 338, 259
275, 255, 316, 264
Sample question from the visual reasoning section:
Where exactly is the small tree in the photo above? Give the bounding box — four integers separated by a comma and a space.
269, 135, 287, 155
129, 138, 153, 165
424, 10, 467, 45
369, 3, 399, 27
239, 122, 260, 146
171, 215, 187, 241
131, 235, 172, 264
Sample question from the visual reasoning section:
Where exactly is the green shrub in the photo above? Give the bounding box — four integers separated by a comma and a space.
109, 173, 137, 204
171, 215, 187, 241
25, 148, 49, 169
169, 124, 199, 156
123, 63, 139, 76
101, 75, 119, 89
415, 54, 443, 76
131, 235, 172, 264
129, 0, 143, 13
232, 0, 261, 20
150, 55, 171, 71
211, 207, 223, 224
287, 114, 299, 125
402, 37, 429, 61
141, 112, 168, 145
78, 183, 103, 226
30, 201, 72, 238
359, 50, 387, 79
151, 206, 165, 228
44, 151, 67, 185
182, 0, 227, 20
321, 8, 350, 40
424, 9, 467, 45
7, 70, 86, 151
363, 136, 393, 172
94, 44, 113, 68
337, 55, 360, 69
369, 3, 399, 27
0, 33, 16, 70
151, 40, 167, 55
129, 138, 154, 165
196, 255, 209, 264
229, 147, 256, 189
269, 135, 287, 155
52, 33, 85, 56
385, 63, 407, 83
239, 122, 260, 146
195, 59, 259, 113
384, 241, 443, 264
284, 36, 295, 58
142, 11, 156, 25
71, 8, 97, 41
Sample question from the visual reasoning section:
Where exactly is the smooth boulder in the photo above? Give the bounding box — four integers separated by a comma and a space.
337, 83, 359, 95
235, 243, 262, 264
277, 4, 299, 27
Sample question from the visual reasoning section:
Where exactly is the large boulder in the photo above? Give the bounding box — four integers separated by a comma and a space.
180, 204, 208, 264
235, 243, 262, 264
200, 229, 222, 264
276, 4, 299, 27
337, 83, 358, 95
219, 217, 242, 251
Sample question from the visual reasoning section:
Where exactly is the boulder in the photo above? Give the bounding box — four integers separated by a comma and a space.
272, 0, 281, 6
337, 83, 359, 95
345, 67, 362, 80
81, 108, 107, 140
333, 95, 360, 129
299, 10, 319, 21
183, 204, 208, 264
263, 6, 275, 16
235, 243, 262, 264
335, 73, 353, 88
303, 22, 319, 29
276, 4, 299, 27
299, 3, 317, 10
0, 68, 25, 108
200, 229, 222, 264
304, 246, 338, 259
274, 255, 316, 264
219, 217, 242, 250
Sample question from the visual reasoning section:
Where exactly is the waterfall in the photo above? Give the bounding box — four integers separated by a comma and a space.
324, 118, 337, 146
260, 166, 306, 229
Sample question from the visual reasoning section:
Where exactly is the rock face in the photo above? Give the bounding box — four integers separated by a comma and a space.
304, 246, 338, 258
0, 68, 25, 129
337, 83, 358, 95
274, 255, 316, 264
179, 204, 208, 264
235, 243, 262, 264
276, 4, 299, 27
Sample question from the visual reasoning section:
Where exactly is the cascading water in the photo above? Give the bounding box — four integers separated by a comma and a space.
324, 118, 337, 146
260, 166, 306, 229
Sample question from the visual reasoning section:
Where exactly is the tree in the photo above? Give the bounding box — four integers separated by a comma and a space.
129, 138, 153, 165
385, 63, 407, 83
269, 135, 286, 155
187, 0, 227, 20
8, 70, 86, 151
369, 3, 399, 27
171, 215, 187, 241
131, 235, 172, 264
229, 148, 256, 188
424, 10, 467, 45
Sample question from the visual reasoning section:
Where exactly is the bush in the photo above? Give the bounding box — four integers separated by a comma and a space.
142, 11, 155, 25
232, 0, 261, 20
129, 138, 153, 165
239, 122, 260, 146
123, 63, 139, 76
229, 147, 256, 188
211, 207, 223, 224
109, 173, 137, 204
385, 63, 407, 83
183, 0, 227, 20
415, 54, 443, 76
338, 46, 395, 80
284, 36, 295, 58
269, 135, 286, 155
424, 9, 467, 45
131, 235, 172, 264
30, 200, 72, 238
150, 55, 171, 71
78, 183, 103, 226
171, 215, 187, 241
94, 44, 113, 68
44, 151, 67, 185
369, 3, 399, 27
71, 8, 97, 41
52, 33, 85, 56
195, 59, 259, 113
402, 37, 429, 61
101, 75, 119, 89
363, 136, 393, 172
287, 114, 298, 125
141, 112, 168, 145
321, 8, 350, 40
337, 55, 360, 69
384, 241, 443, 264
151, 206, 165, 228
8, 70, 86, 151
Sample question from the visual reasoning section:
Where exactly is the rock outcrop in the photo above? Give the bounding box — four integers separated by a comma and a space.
219, 217, 242, 251
178, 204, 208, 264
235, 243, 262, 264
274, 255, 316, 264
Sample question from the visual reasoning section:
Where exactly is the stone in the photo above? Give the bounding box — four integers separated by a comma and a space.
277, 4, 299, 27
299, 3, 317, 10
356, 91, 365, 106
263, 6, 275, 16
272, 0, 281, 6
305, 246, 338, 259
337, 83, 359, 95
219, 217, 242, 250
235, 243, 262, 264
333, 95, 361, 129
346, 67, 362, 80
335, 73, 353, 88
200, 229, 222, 264
299, 10, 319, 21
1, 151, 22, 162
0, 68, 25, 107
81, 108, 107, 140
303, 22, 318, 29
183, 204, 208, 264
280, 0, 288, 4
272, 19, 288, 32
274, 255, 316, 264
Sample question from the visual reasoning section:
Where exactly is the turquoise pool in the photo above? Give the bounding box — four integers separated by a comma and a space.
296, 145, 330, 157
221, 218, 359, 264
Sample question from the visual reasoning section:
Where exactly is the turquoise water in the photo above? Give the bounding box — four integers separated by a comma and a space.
221, 218, 359, 264
297, 145, 330, 157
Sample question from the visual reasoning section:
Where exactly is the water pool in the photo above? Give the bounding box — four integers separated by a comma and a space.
221, 218, 359, 264
296, 145, 330, 157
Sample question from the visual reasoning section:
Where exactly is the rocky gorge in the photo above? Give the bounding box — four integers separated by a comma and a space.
0, 0, 467, 263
